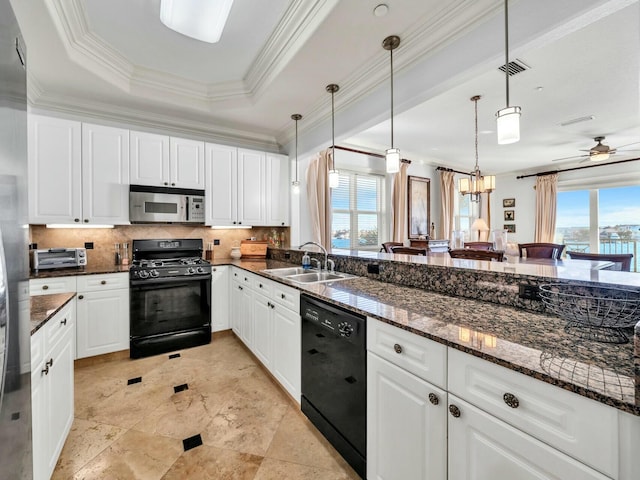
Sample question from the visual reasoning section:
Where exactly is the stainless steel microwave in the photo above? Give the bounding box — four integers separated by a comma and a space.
129, 185, 205, 224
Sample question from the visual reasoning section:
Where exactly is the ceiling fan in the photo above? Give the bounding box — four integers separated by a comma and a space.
551, 136, 640, 163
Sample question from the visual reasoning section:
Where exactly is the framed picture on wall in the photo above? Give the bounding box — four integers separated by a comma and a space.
504, 210, 515, 221
503, 198, 516, 208
408, 176, 431, 239
504, 224, 516, 233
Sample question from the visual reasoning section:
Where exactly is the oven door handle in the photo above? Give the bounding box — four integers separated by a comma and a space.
130, 274, 212, 288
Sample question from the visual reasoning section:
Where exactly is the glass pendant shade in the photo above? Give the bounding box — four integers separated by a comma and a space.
591, 152, 609, 161
160, 0, 234, 43
496, 106, 521, 144
385, 148, 400, 173
483, 175, 496, 192
458, 177, 471, 195
329, 169, 340, 188
291, 180, 300, 194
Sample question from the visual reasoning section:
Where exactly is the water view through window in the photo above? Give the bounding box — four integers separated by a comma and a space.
556, 185, 640, 271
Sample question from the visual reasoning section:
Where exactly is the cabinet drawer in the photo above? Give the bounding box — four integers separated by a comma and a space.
367, 317, 447, 389
272, 282, 299, 312
43, 301, 75, 353
76, 272, 128, 291
29, 277, 76, 296
231, 268, 253, 287
448, 347, 618, 478
253, 277, 273, 296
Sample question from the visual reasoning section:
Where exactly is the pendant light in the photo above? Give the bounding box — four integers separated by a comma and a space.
459, 95, 495, 202
327, 84, 340, 189
495, 0, 521, 144
291, 113, 302, 194
383, 35, 401, 174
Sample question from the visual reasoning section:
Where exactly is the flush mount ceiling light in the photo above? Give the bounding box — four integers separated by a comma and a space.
291, 114, 302, 194
459, 95, 495, 203
495, 0, 521, 144
160, 0, 234, 43
383, 35, 401, 174
327, 84, 340, 189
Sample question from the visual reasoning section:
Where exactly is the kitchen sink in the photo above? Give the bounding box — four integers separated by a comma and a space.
261, 267, 357, 284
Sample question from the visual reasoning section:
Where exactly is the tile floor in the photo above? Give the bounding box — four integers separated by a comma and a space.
53, 334, 360, 479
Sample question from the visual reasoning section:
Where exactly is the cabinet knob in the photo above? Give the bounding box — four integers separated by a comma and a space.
42, 285, 49, 290
60, 318, 67, 326
164, 182, 168, 186
171, 183, 175, 186
213, 268, 217, 272
78, 295, 84, 299
503, 392, 520, 409
259, 283, 263, 288
428, 393, 439, 405
238, 286, 243, 291
270, 303, 275, 309
238, 222, 242, 225
74, 218, 80, 222
83, 219, 89, 223
393, 343, 403, 354
281, 293, 286, 299
281, 222, 284, 226
448, 404, 461, 418
233, 221, 237, 225
101, 280, 107, 285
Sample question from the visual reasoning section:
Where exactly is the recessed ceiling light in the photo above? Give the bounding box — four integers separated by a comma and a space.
160, 0, 234, 44
373, 4, 389, 17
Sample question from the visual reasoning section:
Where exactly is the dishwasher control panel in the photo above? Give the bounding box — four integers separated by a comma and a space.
300, 295, 365, 344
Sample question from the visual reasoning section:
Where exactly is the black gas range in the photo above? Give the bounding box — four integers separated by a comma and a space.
129, 239, 212, 358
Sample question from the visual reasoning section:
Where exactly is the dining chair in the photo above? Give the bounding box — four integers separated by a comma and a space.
567, 251, 634, 272
518, 243, 566, 260
449, 249, 504, 261
389, 246, 429, 256
381, 242, 404, 253
463, 242, 494, 251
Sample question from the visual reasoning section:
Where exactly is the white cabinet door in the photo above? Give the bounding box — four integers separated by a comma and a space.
76, 288, 129, 358
205, 143, 237, 226
82, 123, 130, 225
31, 331, 47, 480
170, 137, 204, 189
367, 352, 447, 480
211, 266, 229, 332
129, 130, 170, 187
265, 153, 289, 226
239, 283, 253, 348
271, 302, 301, 403
28, 115, 82, 224
237, 148, 265, 226
447, 395, 610, 480
230, 278, 243, 336
252, 290, 273, 369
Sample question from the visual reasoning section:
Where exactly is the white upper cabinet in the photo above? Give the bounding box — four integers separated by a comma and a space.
28, 115, 82, 224
82, 123, 130, 225
205, 144, 289, 227
130, 131, 204, 189
28, 116, 129, 225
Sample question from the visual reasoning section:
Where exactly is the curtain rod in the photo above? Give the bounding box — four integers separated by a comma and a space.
331, 145, 411, 164
436, 166, 469, 176
516, 156, 640, 179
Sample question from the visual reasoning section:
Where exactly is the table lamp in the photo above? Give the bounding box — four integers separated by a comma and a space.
471, 218, 490, 241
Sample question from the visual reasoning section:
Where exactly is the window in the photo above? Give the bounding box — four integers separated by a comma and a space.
331, 170, 385, 250
556, 185, 640, 271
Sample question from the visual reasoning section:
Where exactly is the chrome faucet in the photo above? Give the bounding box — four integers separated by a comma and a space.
299, 241, 329, 271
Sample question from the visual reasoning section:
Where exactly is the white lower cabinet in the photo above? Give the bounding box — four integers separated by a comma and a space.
31, 301, 75, 480
76, 273, 129, 358
230, 269, 254, 348
367, 352, 447, 480
447, 394, 609, 480
211, 266, 229, 332
270, 295, 300, 402
252, 290, 273, 369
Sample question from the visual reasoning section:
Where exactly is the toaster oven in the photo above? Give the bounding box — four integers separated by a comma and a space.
30, 248, 87, 271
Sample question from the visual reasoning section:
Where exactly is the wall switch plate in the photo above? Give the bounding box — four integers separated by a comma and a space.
519, 284, 541, 301
367, 263, 380, 274
29, 243, 37, 250
213, 239, 220, 245
284, 251, 291, 259
84, 242, 94, 249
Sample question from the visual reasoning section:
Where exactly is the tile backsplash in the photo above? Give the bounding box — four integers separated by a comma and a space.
30, 225, 288, 267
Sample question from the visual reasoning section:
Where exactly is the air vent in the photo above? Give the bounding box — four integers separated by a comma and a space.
498, 59, 530, 76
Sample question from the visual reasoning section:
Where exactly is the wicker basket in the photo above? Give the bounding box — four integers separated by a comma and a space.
539, 283, 640, 343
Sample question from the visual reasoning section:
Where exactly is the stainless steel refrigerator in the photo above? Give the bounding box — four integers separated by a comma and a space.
0, 0, 32, 477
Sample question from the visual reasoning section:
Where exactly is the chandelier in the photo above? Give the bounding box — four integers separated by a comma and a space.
459, 95, 495, 202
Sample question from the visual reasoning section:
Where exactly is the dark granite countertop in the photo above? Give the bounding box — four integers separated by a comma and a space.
229, 258, 640, 416
31, 293, 76, 335
29, 263, 130, 279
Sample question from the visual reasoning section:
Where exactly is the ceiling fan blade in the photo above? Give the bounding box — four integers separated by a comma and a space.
551, 154, 588, 162
613, 141, 640, 149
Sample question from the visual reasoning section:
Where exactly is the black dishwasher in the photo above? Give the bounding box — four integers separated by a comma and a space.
300, 294, 366, 478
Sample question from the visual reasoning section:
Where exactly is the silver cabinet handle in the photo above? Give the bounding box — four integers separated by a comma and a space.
393, 343, 403, 354
503, 392, 520, 409
449, 404, 461, 418
428, 393, 439, 405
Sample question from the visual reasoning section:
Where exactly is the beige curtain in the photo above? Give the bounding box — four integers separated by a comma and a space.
534, 173, 558, 242
391, 161, 409, 242
305, 148, 332, 248
439, 170, 455, 240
